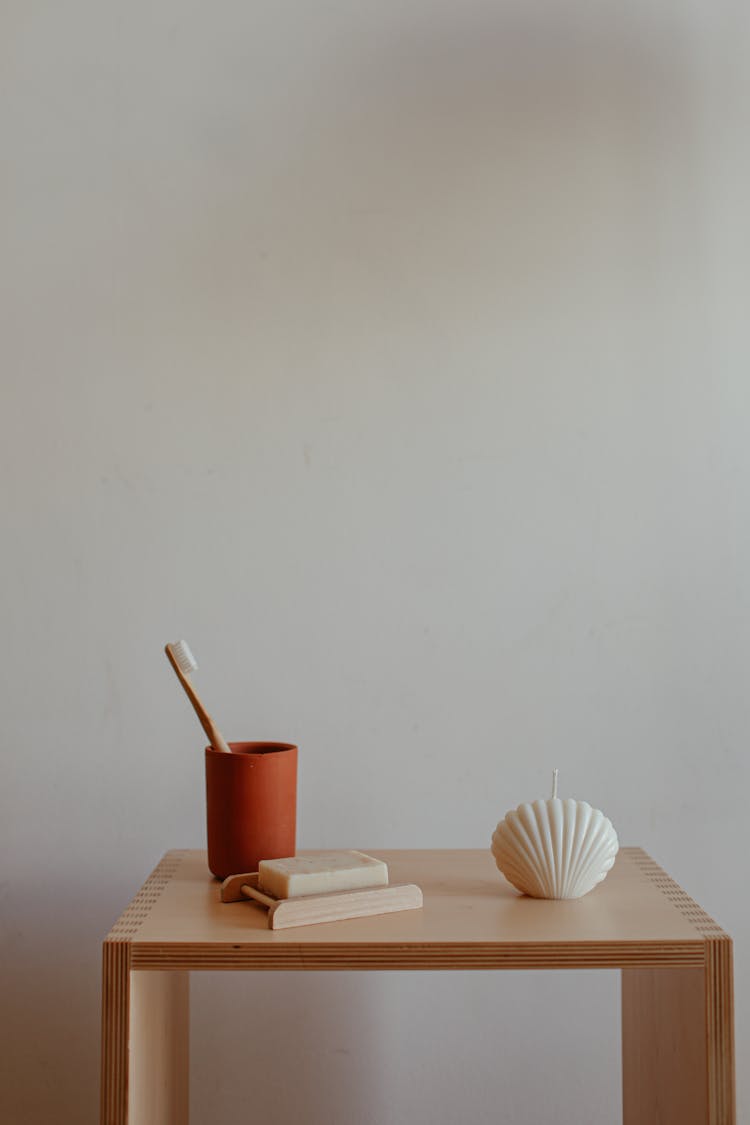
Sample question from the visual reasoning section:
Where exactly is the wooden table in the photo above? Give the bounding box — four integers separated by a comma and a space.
100, 848, 735, 1124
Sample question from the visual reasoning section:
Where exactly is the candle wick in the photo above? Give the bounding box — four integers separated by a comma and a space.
552, 768, 559, 800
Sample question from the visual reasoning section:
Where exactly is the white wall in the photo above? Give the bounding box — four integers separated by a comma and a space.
2, 2, 748, 1122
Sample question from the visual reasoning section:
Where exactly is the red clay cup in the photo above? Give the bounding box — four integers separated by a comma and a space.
205, 742, 298, 880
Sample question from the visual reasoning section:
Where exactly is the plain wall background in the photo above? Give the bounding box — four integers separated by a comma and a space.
1, 2, 748, 1122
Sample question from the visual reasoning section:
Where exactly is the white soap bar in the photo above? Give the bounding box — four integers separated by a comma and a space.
258, 851, 388, 899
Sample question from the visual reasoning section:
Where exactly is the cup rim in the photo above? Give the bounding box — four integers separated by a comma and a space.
205, 741, 297, 757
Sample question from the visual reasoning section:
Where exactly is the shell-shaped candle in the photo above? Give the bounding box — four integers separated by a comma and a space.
491, 771, 619, 900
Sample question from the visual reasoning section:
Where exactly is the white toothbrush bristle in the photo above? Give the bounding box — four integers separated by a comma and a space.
171, 640, 198, 674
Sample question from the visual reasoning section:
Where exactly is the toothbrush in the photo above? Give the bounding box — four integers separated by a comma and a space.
165, 640, 232, 753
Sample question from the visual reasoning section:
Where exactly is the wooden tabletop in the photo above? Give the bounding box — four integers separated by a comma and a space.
106, 847, 727, 972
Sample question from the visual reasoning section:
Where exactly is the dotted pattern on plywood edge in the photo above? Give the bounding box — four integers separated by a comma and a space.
624, 846, 727, 938
106, 850, 188, 940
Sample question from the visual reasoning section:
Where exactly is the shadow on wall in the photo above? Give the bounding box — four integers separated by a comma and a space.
117, 8, 702, 383
191, 972, 390, 1124
1, 8, 700, 1124
261, 15, 697, 311
0, 886, 107, 1122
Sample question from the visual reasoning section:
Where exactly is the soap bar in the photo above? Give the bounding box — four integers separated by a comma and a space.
258, 851, 388, 899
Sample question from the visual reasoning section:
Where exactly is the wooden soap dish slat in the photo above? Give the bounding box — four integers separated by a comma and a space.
221, 871, 423, 930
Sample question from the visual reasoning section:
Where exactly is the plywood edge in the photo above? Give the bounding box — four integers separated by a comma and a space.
100, 940, 130, 1124
624, 848, 730, 939
706, 934, 735, 1124
104, 851, 189, 942
131, 938, 704, 971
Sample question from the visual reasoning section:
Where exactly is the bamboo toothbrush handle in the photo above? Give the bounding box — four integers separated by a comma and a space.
165, 645, 232, 753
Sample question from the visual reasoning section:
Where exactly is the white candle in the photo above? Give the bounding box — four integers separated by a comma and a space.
490, 773, 619, 899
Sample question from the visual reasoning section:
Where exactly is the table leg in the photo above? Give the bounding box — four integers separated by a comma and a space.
101, 941, 189, 1124
130, 970, 190, 1124
622, 939, 734, 1125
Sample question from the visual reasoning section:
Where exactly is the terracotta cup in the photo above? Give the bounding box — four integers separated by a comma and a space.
205, 742, 298, 880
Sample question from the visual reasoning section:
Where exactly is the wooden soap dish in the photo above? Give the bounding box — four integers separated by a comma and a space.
221, 871, 423, 930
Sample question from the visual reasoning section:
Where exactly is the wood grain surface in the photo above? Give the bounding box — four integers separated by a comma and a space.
101, 847, 734, 1124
